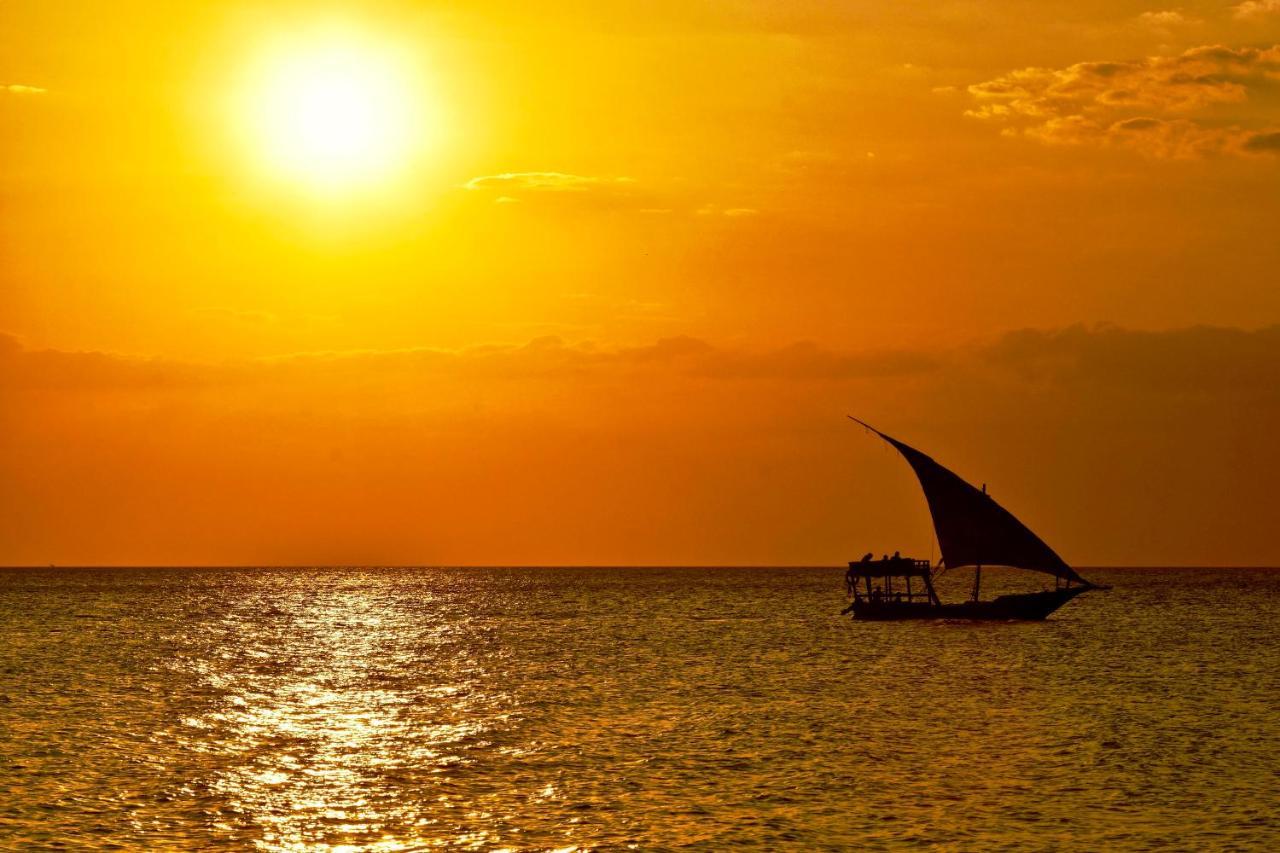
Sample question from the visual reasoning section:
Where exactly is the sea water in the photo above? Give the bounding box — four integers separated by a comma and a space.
0, 567, 1277, 850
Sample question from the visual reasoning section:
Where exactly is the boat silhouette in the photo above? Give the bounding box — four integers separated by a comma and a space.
843, 417, 1102, 621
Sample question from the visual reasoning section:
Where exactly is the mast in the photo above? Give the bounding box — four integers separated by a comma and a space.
972, 483, 986, 602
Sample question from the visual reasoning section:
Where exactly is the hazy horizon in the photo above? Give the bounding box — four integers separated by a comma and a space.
5, 563, 1279, 570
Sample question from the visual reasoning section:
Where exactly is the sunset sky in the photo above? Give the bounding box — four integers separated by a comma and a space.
3, 1, 1279, 566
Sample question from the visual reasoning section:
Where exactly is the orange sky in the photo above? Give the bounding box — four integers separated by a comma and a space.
2, 1, 1279, 565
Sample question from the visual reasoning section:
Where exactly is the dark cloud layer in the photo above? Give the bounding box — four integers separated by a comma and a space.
6, 324, 1279, 395
982, 324, 1280, 394
0, 331, 942, 392
5, 326, 1278, 565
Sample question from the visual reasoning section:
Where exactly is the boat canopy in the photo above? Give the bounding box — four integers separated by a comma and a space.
850, 418, 1090, 586
847, 558, 932, 578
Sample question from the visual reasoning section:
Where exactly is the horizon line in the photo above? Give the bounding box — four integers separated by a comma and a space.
2, 564, 1279, 570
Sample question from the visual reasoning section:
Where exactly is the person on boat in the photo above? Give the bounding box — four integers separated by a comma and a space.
846, 553, 877, 597
846, 553, 873, 595
892, 550, 901, 563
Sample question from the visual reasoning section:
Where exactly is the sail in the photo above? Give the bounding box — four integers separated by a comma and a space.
851, 418, 1088, 585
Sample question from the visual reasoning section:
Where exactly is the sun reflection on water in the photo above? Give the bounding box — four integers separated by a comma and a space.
176, 578, 508, 851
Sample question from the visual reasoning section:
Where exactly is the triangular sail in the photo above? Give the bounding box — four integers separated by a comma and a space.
851, 418, 1089, 585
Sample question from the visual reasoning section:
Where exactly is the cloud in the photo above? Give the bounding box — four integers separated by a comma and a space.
1136, 10, 1200, 32
966, 44, 1280, 158
696, 203, 760, 217
1233, 0, 1280, 20
466, 171, 634, 194
1243, 129, 1280, 151
464, 171, 650, 211
0, 331, 940, 397
3, 84, 46, 95
981, 324, 1280, 395
1020, 115, 1269, 160
466, 172, 761, 217
0, 333, 218, 392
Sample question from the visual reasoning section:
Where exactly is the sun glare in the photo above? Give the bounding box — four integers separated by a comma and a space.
234, 26, 438, 196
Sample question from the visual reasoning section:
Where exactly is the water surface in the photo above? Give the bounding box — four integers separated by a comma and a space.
1, 567, 1277, 850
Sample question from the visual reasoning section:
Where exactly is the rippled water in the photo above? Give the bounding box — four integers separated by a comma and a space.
0, 567, 1277, 850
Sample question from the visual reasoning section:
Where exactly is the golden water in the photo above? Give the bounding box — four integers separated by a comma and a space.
1, 567, 1276, 850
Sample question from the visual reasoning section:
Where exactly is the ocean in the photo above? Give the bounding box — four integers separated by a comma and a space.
0, 567, 1277, 851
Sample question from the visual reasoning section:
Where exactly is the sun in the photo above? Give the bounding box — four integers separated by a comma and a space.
233, 25, 439, 196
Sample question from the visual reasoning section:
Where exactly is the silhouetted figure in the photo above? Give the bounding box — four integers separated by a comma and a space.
861, 553, 873, 563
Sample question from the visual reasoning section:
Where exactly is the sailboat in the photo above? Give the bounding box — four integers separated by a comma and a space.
843, 417, 1102, 621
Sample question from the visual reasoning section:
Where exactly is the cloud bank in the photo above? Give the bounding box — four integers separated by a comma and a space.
6, 324, 1277, 397
1234, 0, 1280, 20
967, 45, 1280, 158
3, 325, 1278, 566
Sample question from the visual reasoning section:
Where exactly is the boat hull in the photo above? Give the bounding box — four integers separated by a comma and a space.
850, 587, 1089, 621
